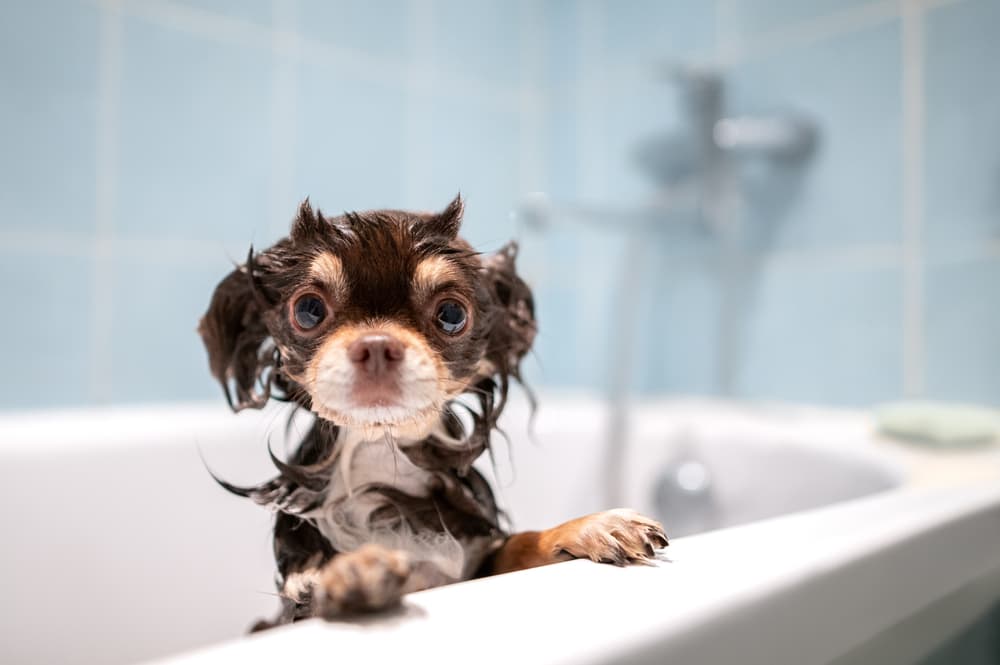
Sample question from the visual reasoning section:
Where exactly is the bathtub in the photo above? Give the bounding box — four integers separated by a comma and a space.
1, 393, 998, 665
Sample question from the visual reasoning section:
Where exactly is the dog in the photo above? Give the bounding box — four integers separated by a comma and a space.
199, 195, 668, 628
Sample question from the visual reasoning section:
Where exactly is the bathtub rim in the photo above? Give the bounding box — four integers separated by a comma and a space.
145, 478, 1000, 665
3, 395, 995, 665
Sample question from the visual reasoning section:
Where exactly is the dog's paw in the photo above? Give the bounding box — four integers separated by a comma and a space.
312, 544, 412, 617
548, 509, 669, 566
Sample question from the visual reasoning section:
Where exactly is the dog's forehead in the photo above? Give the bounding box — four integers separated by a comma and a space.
303, 216, 473, 313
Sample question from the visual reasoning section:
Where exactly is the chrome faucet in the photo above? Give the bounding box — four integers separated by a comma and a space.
518, 64, 819, 507
633, 65, 816, 231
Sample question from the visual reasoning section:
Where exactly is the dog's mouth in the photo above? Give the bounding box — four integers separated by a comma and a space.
305, 326, 447, 432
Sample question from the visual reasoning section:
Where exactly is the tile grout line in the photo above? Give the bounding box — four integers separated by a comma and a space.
564, 0, 918, 96
716, 0, 901, 66
120, 0, 533, 113
575, 1, 610, 388
712, 0, 734, 54
514, 0, 548, 283
714, 0, 741, 398
11, 226, 1000, 270
900, 0, 926, 396
116, 0, 271, 48
576, 2, 606, 201
517, 0, 545, 198
0, 230, 248, 265
402, 0, 434, 208
268, 0, 298, 239
90, 0, 122, 404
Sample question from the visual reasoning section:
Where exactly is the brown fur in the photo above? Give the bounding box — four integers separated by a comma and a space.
199, 195, 666, 629
489, 510, 669, 574
313, 544, 412, 616
308, 252, 348, 301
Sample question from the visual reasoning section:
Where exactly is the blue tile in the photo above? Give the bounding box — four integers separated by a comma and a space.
518, 225, 585, 286
543, 99, 580, 201
116, 16, 275, 250
0, 0, 99, 233
600, 79, 684, 205
600, 0, 715, 68
520, 230, 620, 390
538, 1, 714, 89
108, 256, 224, 403
729, 20, 902, 250
636, 249, 721, 395
291, 60, 408, 215
736, 261, 903, 405
924, 258, 1000, 404
571, 231, 631, 387
530, 283, 587, 388
425, 95, 521, 249
539, 0, 578, 87
517, 216, 721, 396
428, 0, 522, 88
296, 0, 411, 61
720, 0, 875, 43
0, 250, 93, 408
531, 261, 620, 391
924, 0, 1000, 251
169, 0, 273, 25
528, 230, 672, 392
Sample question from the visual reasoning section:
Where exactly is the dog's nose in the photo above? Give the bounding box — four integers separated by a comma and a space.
347, 334, 405, 376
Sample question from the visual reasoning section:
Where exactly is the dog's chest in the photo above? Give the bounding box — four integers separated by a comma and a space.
333, 431, 434, 503
307, 430, 474, 579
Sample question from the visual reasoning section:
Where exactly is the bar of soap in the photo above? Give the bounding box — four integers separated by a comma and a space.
875, 401, 999, 447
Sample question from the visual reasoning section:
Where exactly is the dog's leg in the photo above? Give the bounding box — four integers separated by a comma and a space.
273, 544, 412, 620
310, 544, 412, 617
252, 515, 410, 627
485, 509, 668, 575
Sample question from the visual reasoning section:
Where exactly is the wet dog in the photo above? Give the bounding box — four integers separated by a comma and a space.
199, 195, 667, 627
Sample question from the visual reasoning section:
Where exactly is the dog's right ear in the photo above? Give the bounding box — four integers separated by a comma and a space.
198, 248, 277, 411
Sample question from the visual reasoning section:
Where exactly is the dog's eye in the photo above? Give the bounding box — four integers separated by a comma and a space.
292, 294, 327, 331
436, 300, 467, 335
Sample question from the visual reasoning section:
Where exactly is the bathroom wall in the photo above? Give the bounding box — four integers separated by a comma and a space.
1, 0, 997, 408
1, 0, 545, 407
535, 0, 1000, 407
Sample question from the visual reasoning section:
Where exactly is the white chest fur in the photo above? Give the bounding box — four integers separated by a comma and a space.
306, 428, 469, 580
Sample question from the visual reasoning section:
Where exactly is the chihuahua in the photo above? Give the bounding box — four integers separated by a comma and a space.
199, 195, 668, 628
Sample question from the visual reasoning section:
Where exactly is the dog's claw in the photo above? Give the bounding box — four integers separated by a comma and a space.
552, 509, 669, 566
648, 528, 669, 549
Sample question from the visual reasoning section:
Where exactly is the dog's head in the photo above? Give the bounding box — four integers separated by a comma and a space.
199, 195, 535, 436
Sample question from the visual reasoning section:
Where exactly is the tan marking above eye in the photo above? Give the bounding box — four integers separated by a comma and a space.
413, 256, 461, 299
309, 252, 348, 300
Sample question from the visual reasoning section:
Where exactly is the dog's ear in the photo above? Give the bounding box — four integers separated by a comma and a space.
198, 248, 278, 411
480, 241, 536, 378
421, 193, 464, 240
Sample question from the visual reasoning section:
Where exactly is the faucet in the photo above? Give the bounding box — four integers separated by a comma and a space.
633, 65, 816, 232
518, 64, 819, 507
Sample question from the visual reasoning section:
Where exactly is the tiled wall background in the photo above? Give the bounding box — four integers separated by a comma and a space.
2, 0, 542, 407
533, 0, 1000, 407
1, 0, 997, 408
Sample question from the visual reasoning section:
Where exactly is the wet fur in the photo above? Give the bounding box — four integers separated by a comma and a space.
200, 196, 666, 629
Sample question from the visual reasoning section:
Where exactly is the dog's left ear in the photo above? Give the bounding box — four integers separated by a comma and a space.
480, 242, 536, 377
198, 249, 278, 411
421, 193, 464, 240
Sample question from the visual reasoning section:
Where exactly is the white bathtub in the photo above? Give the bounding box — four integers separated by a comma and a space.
1, 393, 998, 665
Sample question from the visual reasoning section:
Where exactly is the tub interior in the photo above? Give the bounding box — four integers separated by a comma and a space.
0, 396, 902, 665
626, 425, 902, 537
490, 398, 902, 539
